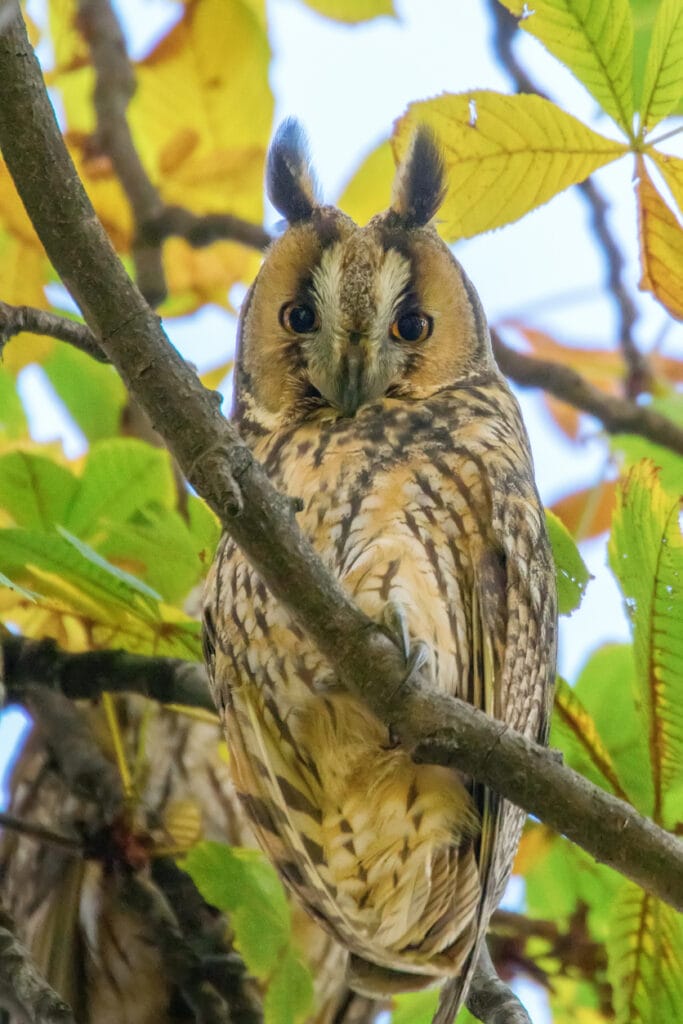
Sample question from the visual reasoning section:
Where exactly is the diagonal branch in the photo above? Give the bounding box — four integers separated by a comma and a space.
491, 330, 683, 456
0, 1, 681, 937
466, 944, 531, 1024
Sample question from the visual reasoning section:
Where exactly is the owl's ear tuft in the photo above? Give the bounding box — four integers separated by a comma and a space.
391, 126, 446, 228
267, 118, 320, 224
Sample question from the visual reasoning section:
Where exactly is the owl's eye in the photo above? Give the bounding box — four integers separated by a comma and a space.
390, 313, 433, 343
280, 302, 319, 334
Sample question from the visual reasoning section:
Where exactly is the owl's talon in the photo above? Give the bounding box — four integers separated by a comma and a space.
382, 600, 411, 661
382, 601, 429, 685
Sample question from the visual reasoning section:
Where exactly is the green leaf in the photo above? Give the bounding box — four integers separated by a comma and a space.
43, 343, 127, 442
609, 461, 683, 827
0, 527, 201, 658
612, 393, 683, 498
392, 990, 439, 1024
607, 881, 683, 1023
264, 949, 314, 1024
64, 438, 176, 537
551, 676, 631, 800
97, 506, 215, 605
0, 569, 40, 602
0, 451, 79, 531
57, 526, 163, 602
525, 831, 619, 945
574, 644, 654, 817
185, 841, 291, 979
300, 0, 395, 22
639, 0, 683, 129
498, 0, 635, 135
0, 366, 28, 439
545, 509, 592, 615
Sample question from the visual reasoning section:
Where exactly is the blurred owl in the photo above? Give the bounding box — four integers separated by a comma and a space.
203, 120, 557, 1023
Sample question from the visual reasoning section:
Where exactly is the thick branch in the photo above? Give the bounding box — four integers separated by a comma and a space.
492, 330, 683, 455
488, 0, 648, 396
0, 7, 682, 928
4, 635, 215, 712
0, 300, 107, 361
0, 903, 75, 1024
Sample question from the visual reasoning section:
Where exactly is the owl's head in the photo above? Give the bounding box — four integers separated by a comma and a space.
234, 119, 496, 430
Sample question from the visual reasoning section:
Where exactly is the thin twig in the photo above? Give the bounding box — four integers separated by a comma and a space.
0, 812, 83, 855
77, 0, 166, 305
488, 0, 648, 397
491, 329, 683, 456
0, 300, 107, 361
4, 635, 215, 713
0, 903, 76, 1024
141, 206, 273, 252
0, 8, 682, 923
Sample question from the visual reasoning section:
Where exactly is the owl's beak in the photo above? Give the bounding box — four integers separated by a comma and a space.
337, 345, 365, 417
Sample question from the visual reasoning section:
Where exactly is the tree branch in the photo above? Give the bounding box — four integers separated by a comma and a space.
466, 945, 531, 1024
77, 0, 167, 306
3, 635, 215, 713
491, 330, 683, 456
487, 0, 649, 397
0, 300, 107, 361
141, 205, 273, 252
0, 1, 681, 941
0, 903, 76, 1024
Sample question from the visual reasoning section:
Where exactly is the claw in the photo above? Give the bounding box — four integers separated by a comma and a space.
382, 601, 430, 685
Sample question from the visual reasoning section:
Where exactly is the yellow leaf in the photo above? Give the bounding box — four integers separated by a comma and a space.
513, 821, 555, 875
553, 677, 630, 801
652, 150, 683, 218
130, 0, 272, 224
300, 0, 395, 23
639, 0, 683, 131
636, 156, 683, 320
395, 93, 627, 239
200, 361, 234, 391
499, 0, 634, 135
163, 799, 203, 850
337, 139, 395, 225
163, 240, 261, 315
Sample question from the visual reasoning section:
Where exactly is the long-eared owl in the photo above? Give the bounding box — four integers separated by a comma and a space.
203, 120, 557, 1022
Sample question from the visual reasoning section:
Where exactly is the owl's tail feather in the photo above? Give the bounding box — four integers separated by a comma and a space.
347, 954, 439, 999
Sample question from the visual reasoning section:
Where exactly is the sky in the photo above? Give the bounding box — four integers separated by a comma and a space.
3, 1, 683, 1017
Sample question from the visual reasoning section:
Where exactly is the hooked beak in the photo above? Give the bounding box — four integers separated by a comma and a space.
337, 341, 365, 417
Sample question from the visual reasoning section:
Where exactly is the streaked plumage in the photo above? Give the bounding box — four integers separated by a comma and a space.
203, 120, 557, 1021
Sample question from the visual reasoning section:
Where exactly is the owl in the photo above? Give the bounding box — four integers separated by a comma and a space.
203, 120, 557, 1023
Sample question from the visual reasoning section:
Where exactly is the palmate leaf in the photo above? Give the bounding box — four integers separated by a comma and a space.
607, 881, 683, 1024
42, 343, 127, 442
551, 677, 630, 800
394, 93, 627, 240
608, 461, 683, 828
0, 527, 200, 658
498, 0, 635, 135
574, 644, 655, 817
639, 0, 683, 131
636, 156, 683, 320
186, 842, 317, 1024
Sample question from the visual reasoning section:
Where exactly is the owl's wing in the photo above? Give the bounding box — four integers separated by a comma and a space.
435, 502, 556, 1024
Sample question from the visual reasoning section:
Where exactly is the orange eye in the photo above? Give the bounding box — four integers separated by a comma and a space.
390, 312, 432, 343
280, 302, 319, 334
